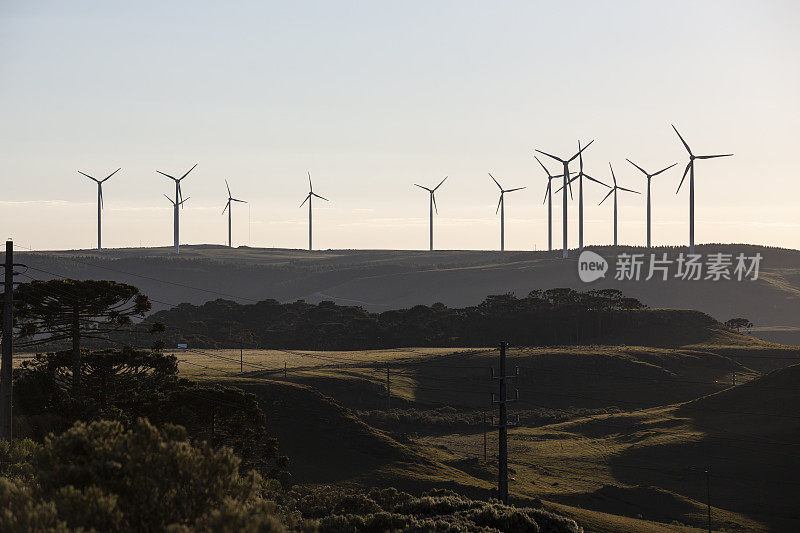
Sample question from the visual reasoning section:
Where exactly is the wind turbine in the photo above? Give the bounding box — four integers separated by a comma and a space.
626, 158, 677, 248
77, 168, 120, 251
299, 172, 328, 251
163, 194, 190, 253
414, 176, 447, 251
672, 125, 733, 255
222, 180, 247, 248
534, 157, 572, 252
489, 173, 525, 252
599, 163, 640, 246
157, 164, 197, 254
535, 140, 594, 258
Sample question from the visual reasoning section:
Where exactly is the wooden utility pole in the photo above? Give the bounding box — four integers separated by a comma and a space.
1, 241, 14, 441
491, 342, 518, 504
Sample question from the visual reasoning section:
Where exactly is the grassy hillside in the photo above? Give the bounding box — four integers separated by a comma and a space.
17, 243, 800, 345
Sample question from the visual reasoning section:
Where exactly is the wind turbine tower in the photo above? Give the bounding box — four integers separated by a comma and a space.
672, 125, 733, 255
626, 159, 676, 247
78, 168, 120, 251
163, 194, 190, 253
489, 173, 525, 252
157, 164, 197, 254
535, 140, 594, 258
222, 180, 247, 248
300, 172, 329, 251
414, 177, 447, 251
599, 163, 640, 246
533, 157, 572, 252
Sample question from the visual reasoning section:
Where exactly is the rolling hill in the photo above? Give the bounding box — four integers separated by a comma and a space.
16, 243, 800, 345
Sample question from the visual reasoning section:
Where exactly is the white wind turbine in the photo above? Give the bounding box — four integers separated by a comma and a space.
599, 163, 640, 246
672, 125, 733, 255
626, 159, 677, 248
300, 172, 329, 251
414, 177, 447, 251
157, 164, 197, 254
534, 157, 572, 252
489, 173, 525, 252
222, 180, 247, 248
535, 140, 594, 258
77, 168, 120, 251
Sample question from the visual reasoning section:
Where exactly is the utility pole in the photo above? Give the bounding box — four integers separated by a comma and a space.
705, 469, 711, 533
491, 342, 518, 504
240, 342, 243, 373
386, 365, 391, 411
1, 241, 14, 441
284, 361, 287, 379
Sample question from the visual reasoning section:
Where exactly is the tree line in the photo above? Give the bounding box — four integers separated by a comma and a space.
133, 288, 659, 349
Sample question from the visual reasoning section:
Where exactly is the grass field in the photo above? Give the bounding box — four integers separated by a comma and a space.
155, 343, 800, 532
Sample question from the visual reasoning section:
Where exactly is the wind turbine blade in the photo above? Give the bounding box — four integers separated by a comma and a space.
433, 176, 448, 191
232, 198, 247, 203
99, 168, 121, 182
586, 175, 610, 188
222, 201, 229, 214
164, 194, 175, 205
78, 171, 99, 182
676, 162, 691, 193
225, 179, 231, 197
505, 187, 526, 193
608, 162, 617, 187
496, 195, 502, 214
534, 155, 551, 177
671, 124, 692, 155
432, 194, 438, 214
567, 175, 573, 200
300, 194, 310, 207
177, 182, 184, 207
308, 171, 313, 192
696, 154, 734, 159
99, 187, 104, 209
625, 158, 648, 176
651, 162, 678, 177
156, 170, 176, 180
535, 149, 563, 163
598, 189, 614, 205
577, 140, 584, 171
179, 197, 190, 205
618, 187, 640, 194
312, 193, 329, 201
414, 184, 432, 192
542, 182, 550, 204
179, 163, 198, 181
488, 173, 502, 190
568, 139, 594, 162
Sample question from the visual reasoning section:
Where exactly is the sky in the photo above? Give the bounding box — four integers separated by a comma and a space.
1, 1, 799, 252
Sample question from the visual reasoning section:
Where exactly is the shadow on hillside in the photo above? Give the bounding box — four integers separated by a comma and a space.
607, 418, 800, 532
551, 485, 701, 529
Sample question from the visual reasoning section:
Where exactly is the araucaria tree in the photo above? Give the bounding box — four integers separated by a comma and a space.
14, 279, 151, 397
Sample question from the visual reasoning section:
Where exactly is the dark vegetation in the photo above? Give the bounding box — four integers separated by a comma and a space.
356, 406, 622, 436
1, 278, 585, 530
12, 348, 288, 482
131, 288, 653, 349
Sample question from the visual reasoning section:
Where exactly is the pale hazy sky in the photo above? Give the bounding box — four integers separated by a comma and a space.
1, 1, 799, 251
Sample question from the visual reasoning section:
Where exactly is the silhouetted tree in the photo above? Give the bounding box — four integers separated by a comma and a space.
13, 279, 150, 397
725, 317, 754, 333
